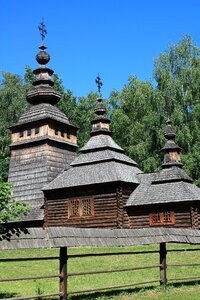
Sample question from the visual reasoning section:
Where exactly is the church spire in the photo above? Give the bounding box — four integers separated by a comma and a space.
26, 21, 61, 105
161, 118, 183, 168
90, 75, 111, 137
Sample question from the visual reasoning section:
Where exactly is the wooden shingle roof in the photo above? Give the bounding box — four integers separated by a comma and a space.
80, 135, 124, 153
1, 227, 200, 249
43, 135, 142, 191
10, 103, 77, 128
126, 167, 200, 207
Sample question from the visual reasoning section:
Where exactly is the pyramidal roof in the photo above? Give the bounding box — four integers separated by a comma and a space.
126, 120, 200, 207
43, 78, 142, 191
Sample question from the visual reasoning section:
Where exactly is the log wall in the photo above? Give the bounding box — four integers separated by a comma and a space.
45, 186, 119, 228
125, 203, 195, 229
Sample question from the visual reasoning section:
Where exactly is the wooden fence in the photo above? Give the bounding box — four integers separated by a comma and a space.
1, 243, 200, 299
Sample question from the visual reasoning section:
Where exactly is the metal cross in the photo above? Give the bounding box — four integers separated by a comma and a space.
95, 74, 103, 94
38, 20, 47, 41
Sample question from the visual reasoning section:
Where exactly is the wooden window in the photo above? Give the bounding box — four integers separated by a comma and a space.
150, 211, 175, 226
163, 211, 172, 223
35, 127, 40, 134
82, 198, 93, 216
152, 212, 161, 224
68, 197, 94, 218
19, 129, 24, 137
27, 128, 31, 136
70, 200, 80, 217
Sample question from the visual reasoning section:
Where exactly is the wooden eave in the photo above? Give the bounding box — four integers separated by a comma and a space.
9, 135, 78, 149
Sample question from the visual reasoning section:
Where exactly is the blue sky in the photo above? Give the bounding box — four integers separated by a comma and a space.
1, 0, 200, 98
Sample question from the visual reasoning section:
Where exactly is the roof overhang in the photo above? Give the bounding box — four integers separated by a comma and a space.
1, 227, 200, 250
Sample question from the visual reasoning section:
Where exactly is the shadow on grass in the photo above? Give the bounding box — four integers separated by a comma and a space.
67, 285, 157, 300
168, 280, 200, 288
1, 281, 200, 300
67, 281, 200, 300
0, 292, 17, 299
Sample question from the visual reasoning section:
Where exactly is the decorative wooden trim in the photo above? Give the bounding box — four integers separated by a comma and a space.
150, 211, 175, 226
68, 197, 94, 219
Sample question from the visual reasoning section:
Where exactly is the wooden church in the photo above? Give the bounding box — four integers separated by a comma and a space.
7, 35, 200, 230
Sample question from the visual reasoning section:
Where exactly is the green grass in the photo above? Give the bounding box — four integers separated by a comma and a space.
0, 244, 200, 299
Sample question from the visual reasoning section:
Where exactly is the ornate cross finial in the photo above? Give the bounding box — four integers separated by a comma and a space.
38, 20, 47, 42
95, 74, 103, 94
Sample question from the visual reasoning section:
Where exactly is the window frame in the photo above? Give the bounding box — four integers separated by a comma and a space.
19, 129, 24, 138
68, 197, 94, 218
27, 128, 32, 136
35, 126, 40, 135
149, 211, 175, 226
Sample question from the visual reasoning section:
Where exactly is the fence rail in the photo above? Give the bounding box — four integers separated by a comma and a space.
68, 264, 162, 277
70, 279, 160, 295
0, 274, 60, 282
0, 256, 59, 263
1, 244, 200, 299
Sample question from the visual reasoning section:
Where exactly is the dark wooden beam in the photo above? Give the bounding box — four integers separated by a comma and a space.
160, 242, 167, 287
60, 247, 68, 300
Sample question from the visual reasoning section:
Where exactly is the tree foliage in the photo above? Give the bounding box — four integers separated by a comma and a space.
153, 35, 200, 184
0, 182, 28, 229
1, 35, 200, 186
110, 77, 163, 172
0, 72, 28, 182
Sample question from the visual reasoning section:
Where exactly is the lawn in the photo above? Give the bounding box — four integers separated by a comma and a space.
0, 244, 200, 299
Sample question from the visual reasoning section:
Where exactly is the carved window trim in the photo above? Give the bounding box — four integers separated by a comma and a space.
149, 211, 175, 226
68, 197, 94, 218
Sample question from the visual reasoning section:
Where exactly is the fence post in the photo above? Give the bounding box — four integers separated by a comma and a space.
60, 247, 68, 300
160, 242, 167, 287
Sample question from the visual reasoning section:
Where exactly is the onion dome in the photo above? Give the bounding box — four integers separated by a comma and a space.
161, 118, 183, 168
26, 43, 61, 105
91, 76, 111, 137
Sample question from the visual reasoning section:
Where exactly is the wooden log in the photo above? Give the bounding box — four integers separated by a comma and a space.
160, 242, 167, 287
60, 247, 67, 300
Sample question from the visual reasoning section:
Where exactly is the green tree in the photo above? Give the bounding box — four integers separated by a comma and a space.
110, 76, 162, 172
154, 35, 200, 183
0, 182, 28, 230
0, 72, 28, 182
74, 92, 97, 148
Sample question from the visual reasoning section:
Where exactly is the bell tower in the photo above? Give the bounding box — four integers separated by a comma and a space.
8, 23, 78, 226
